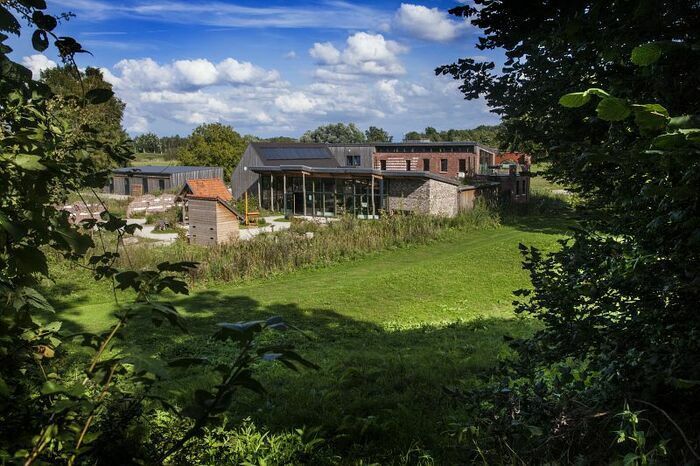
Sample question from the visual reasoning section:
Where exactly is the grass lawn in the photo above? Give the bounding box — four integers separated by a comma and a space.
47, 214, 569, 463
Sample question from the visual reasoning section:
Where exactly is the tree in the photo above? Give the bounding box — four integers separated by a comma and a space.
0, 3, 311, 464
133, 132, 160, 153
300, 122, 366, 143
364, 126, 393, 142
437, 1, 700, 462
177, 123, 247, 181
41, 65, 128, 169
403, 131, 423, 141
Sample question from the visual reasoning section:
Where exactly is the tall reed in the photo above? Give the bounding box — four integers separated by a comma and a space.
119, 200, 501, 283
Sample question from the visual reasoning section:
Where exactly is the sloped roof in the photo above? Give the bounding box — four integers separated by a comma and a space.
251, 143, 339, 168
181, 178, 232, 201
114, 165, 217, 175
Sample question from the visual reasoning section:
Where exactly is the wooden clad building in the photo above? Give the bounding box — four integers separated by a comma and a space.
107, 166, 224, 196
178, 178, 241, 246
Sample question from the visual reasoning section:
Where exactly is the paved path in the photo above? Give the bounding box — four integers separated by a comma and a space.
238, 216, 292, 240
126, 218, 180, 244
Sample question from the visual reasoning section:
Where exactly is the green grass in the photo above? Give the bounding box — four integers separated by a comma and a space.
46, 214, 569, 463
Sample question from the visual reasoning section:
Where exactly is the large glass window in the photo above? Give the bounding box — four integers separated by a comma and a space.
440, 159, 448, 172
346, 155, 361, 166
423, 159, 430, 171
405, 160, 411, 171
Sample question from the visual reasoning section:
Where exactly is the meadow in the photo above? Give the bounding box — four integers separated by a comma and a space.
45, 200, 570, 463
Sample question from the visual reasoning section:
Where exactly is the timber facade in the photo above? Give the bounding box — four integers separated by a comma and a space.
106, 166, 224, 196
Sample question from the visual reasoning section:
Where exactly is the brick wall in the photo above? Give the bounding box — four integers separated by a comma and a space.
373, 152, 479, 179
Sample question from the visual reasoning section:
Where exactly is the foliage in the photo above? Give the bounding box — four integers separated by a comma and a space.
133, 132, 160, 153
364, 126, 393, 142
439, 1, 700, 461
0, 3, 311, 464
402, 125, 502, 147
300, 122, 366, 143
119, 202, 502, 283
177, 123, 247, 181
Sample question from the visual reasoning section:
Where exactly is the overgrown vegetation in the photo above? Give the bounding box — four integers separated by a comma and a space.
118, 202, 501, 283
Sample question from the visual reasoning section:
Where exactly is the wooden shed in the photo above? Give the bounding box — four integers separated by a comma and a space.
178, 178, 242, 246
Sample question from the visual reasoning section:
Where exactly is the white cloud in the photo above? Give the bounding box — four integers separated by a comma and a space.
173, 59, 218, 87
275, 92, 319, 114
21, 54, 57, 79
309, 42, 341, 65
217, 58, 281, 84
284, 50, 297, 59
312, 32, 408, 80
394, 3, 470, 42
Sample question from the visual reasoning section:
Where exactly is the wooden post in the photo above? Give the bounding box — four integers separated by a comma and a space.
283, 174, 287, 215
352, 179, 356, 217
312, 179, 316, 217
244, 191, 249, 225
257, 179, 262, 210
270, 174, 274, 212
302, 173, 307, 216
371, 175, 376, 219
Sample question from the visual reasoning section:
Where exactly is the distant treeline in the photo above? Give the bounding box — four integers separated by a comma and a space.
133, 123, 502, 157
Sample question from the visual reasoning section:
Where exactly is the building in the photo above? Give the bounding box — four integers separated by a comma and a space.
177, 178, 241, 246
106, 166, 224, 196
372, 142, 497, 179
231, 141, 498, 200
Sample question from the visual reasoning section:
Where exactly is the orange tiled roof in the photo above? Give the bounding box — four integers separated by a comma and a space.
183, 178, 232, 201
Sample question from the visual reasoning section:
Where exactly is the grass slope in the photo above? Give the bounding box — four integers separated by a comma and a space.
49, 216, 567, 463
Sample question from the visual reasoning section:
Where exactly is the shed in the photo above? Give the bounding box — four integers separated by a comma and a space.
178, 178, 240, 246
106, 166, 224, 196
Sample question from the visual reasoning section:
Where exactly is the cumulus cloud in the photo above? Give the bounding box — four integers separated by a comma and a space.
105, 57, 283, 92
309, 42, 341, 65
21, 54, 57, 79
275, 92, 320, 114
393, 3, 470, 42
311, 32, 408, 80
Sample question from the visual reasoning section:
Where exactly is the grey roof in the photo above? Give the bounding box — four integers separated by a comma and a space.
248, 165, 460, 186
113, 165, 218, 175
251, 143, 339, 168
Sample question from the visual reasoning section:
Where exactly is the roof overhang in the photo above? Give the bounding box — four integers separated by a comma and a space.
249, 165, 460, 186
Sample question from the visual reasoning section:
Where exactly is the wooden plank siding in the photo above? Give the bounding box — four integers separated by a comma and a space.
187, 198, 239, 246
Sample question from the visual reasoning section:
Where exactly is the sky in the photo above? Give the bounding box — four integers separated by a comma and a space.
11, 0, 503, 139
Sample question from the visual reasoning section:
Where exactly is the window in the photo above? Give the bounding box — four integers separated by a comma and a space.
158, 179, 165, 191
405, 160, 411, 171
459, 159, 466, 172
346, 155, 361, 166
380, 160, 387, 170
142, 177, 149, 194
422, 159, 430, 171
440, 159, 448, 172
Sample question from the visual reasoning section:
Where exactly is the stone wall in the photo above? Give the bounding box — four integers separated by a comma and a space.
385, 178, 458, 217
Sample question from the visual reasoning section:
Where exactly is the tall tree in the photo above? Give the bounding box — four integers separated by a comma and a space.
300, 123, 366, 143
41, 66, 128, 168
133, 132, 160, 153
364, 126, 393, 142
177, 123, 247, 181
437, 1, 700, 462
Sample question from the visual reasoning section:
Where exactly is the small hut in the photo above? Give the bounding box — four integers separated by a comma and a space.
178, 179, 242, 246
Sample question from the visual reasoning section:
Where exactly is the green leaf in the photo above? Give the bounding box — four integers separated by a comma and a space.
13, 154, 46, 171
0, 211, 22, 239
596, 97, 631, 121
559, 92, 590, 108
31, 29, 48, 52
15, 247, 48, 276
85, 88, 114, 105
652, 133, 686, 149
584, 88, 610, 98
31, 10, 56, 31
631, 43, 662, 66
0, 6, 21, 35
668, 115, 699, 129
0, 376, 9, 397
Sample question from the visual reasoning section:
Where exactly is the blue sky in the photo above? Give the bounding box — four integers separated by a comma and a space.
14, 1, 503, 138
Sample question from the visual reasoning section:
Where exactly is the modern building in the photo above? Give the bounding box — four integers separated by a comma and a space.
106, 166, 224, 196
230, 142, 502, 218
177, 178, 240, 245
